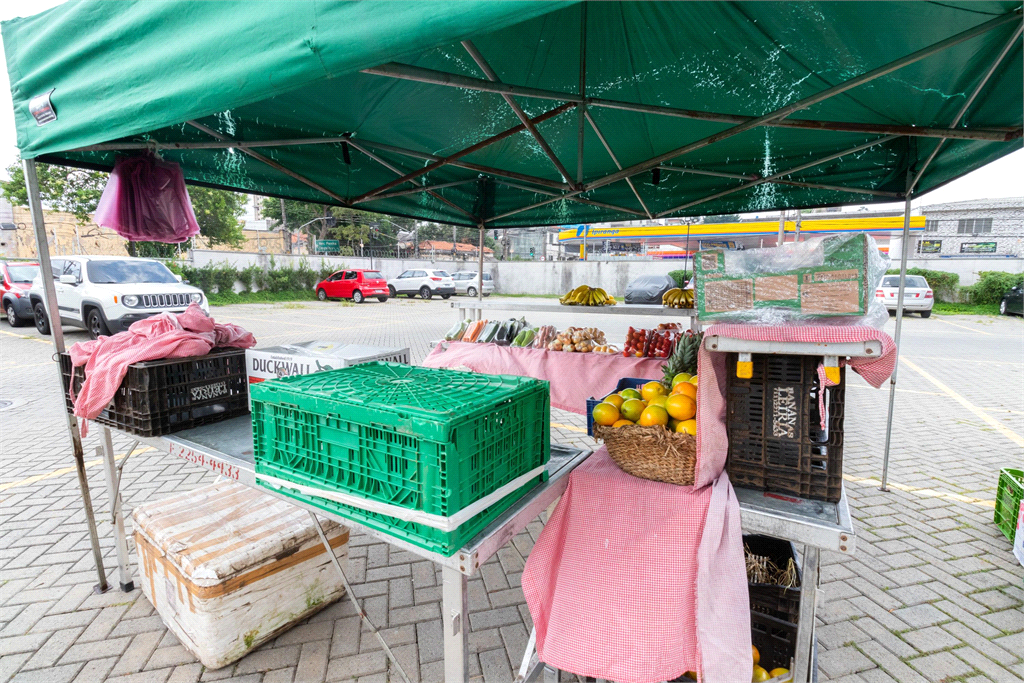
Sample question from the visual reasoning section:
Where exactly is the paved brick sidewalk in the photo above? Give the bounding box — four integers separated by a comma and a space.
1, 301, 1021, 683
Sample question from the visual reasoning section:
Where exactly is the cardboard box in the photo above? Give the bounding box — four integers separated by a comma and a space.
1014, 500, 1024, 567
133, 481, 349, 669
246, 341, 410, 385
695, 234, 872, 319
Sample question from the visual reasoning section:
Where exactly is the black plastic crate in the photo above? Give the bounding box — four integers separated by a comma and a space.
59, 349, 249, 436
726, 353, 845, 503
750, 610, 797, 674
745, 534, 801, 624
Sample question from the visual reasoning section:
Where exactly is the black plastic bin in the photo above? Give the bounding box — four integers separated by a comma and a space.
59, 348, 249, 437
726, 353, 845, 502
745, 534, 802, 624
750, 610, 798, 674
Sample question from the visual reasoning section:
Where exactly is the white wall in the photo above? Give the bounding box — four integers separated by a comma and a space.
189, 249, 1020, 294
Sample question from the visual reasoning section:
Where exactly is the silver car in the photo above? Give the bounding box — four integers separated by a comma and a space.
877, 275, 933, 317
453, 271, 493, 297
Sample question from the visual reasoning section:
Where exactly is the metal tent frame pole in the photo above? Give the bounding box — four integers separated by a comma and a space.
22, 158, 109, 594
878, 21, 1022, 489
880, 190, 913, 492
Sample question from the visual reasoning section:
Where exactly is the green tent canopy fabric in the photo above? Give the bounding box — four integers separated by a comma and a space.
3, 1, 1022, 227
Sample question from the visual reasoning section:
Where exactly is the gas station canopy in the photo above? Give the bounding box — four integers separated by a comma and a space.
3, 1, 1022, 228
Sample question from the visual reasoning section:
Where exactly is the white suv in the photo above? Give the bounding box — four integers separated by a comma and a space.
388, 269, 455, 299
29, 256, 208, 338
452, 271, 494, 297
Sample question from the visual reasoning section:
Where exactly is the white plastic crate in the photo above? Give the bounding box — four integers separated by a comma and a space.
246, 341, 410, 386
133, 481, 349, 669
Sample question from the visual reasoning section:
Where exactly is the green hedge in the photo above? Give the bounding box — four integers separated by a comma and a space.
167, 258, 338, 296
965, 271, 1024, 305
882, 267, 1022, 306
667, 269, 690, 289
885, 268, 959, 302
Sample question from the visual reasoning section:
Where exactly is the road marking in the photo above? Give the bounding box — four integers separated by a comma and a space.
843, 474, 995, 509
845, 384, 944, 397
901, 358, 1024, 448
909, 356, 1019, 366
930, 316, 994, 335
0, 329, 51, 345
981, 407, 1024, 415
0, 446, 154, 492
551, 422, 588, 434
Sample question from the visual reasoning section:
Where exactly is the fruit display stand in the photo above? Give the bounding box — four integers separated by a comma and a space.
451, 299, 702, 332
91, 415, 591, 683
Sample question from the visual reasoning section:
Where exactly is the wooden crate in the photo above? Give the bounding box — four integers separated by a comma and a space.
133, 481, 349, 669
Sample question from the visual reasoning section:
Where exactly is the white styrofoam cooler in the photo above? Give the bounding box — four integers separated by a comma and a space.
245, 341, 410, 386
133, 481, 349, 669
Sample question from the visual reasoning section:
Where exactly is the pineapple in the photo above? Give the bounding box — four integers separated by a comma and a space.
662, 330, 703, 390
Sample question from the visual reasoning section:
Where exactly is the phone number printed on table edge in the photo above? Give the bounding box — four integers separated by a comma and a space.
168, 443, 240, 480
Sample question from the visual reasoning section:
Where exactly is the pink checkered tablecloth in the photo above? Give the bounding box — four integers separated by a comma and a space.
520, 324, 896, 682
422, 341, 667, 414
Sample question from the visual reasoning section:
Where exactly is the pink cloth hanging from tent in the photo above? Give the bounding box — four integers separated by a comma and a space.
94, 154, 201, 243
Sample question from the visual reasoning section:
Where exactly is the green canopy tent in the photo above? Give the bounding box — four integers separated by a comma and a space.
3, 4, 1022, 668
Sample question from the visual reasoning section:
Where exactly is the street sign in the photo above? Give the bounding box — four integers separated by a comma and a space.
316, 239, 340, 253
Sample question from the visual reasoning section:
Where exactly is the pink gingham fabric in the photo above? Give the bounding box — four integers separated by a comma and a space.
522, 345, 752, 683
522, 448, 712, 683
421, 341, 668, 414
703, 323, 897, 388
68, 304, 255, 434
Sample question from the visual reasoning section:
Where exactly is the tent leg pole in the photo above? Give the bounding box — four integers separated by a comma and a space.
880, 191, 913, 492
23, 158, 109, 593
478, 224, 484, 303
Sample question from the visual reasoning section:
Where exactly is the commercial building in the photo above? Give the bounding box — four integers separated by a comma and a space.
914, 197, 1023, 259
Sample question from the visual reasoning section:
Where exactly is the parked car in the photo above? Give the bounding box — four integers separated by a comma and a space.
28, 255, 207, 338
388, 269, 455, 299
452, 271, 493, 297
876, 275, 933, 317
315, 269, 389, 303
1000, 284, 1023, 316
624, 274, 677, 305
1, 260, 40, 327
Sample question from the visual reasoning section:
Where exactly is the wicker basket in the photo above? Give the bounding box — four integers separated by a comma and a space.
594, 424, 697, 486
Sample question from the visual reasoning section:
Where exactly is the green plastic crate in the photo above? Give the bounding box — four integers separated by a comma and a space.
250, 362, 550, 556
994, 468, 1023, 544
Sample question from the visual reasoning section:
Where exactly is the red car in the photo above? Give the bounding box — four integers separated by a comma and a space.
315, 269, 389, 303
1, 260, 40, 327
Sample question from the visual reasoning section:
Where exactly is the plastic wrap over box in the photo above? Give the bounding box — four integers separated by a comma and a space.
695, 234, 889, 325
132, 481, 349, 669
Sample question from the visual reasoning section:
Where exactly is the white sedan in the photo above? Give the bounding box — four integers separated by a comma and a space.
876, 275, 933, 318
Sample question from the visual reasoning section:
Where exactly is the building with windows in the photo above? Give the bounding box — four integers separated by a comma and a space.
917, 197, 1022, 258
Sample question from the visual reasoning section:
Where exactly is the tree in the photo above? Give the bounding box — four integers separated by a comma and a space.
2, 157, 246, 250
702, 213, 741, 224
1, 160, 106, 223
189, 187, 245, 247
261, 198, 414, 248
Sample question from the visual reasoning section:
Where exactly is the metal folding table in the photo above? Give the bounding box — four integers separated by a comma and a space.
95, 417, 592, 683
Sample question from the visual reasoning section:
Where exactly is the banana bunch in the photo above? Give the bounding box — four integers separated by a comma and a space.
662, 288, 694, 309
559, 285, 617, 306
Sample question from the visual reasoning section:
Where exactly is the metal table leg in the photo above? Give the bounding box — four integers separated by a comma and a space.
100, 428, 133, 592
442, 565, 470, 683
793, 546, 820, 683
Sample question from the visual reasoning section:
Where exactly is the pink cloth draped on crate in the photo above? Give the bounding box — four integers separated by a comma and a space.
68, 304, 255, 435
521, 339, 751, 683
421, 341, 667, 413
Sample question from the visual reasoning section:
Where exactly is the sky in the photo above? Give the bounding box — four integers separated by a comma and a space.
1, 0, 1021, 218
